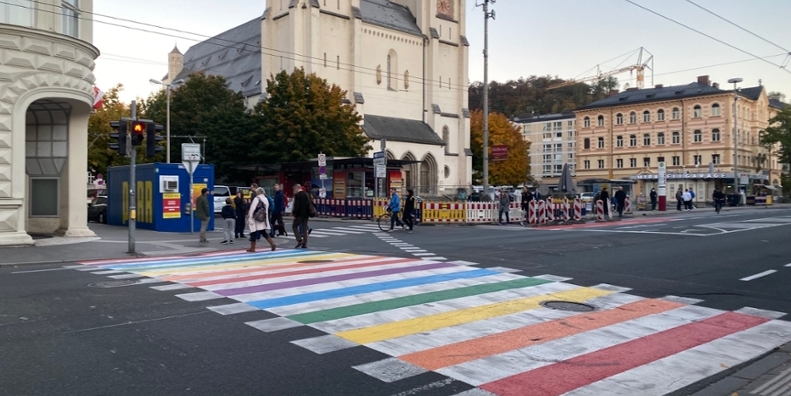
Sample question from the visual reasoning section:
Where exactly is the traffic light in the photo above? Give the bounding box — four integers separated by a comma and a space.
145, 122, 164, 158
109, 120, 128, 156
131, 121, 146, 146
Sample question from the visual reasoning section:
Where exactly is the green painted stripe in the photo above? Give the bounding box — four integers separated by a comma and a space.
287, 277, 551, 324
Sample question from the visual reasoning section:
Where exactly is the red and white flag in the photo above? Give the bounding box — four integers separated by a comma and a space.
92, 86, 104, 110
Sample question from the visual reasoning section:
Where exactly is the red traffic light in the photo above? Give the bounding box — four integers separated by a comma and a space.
131, 121, 146, 146
132, 122, 145, 133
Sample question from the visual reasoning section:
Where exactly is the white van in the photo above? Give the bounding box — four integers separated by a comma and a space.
213, 185, 231, 214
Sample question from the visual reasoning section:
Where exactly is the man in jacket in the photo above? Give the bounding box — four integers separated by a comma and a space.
233, 191, 246, 239
291, 184, 312, 248
614, 186, 627, 217
402, 189, 417, 233
599, 187, 610, 219
520, 187, 533, 226
387, 187, 405, 232
196, 188, 211, 243
270, 183, 286, 238
682, 189, 693, 211
649, 188, 657, 211
498, 190, 511, 225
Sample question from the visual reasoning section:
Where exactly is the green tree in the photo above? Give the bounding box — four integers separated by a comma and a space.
250, 68, 370, 163
470, 110, 530, 186
87, 84, 130, 176
760, 106, 791, 195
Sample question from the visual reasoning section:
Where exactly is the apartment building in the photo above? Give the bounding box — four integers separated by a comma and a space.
0, 0, 99, 245
512, 112, 576, 189
574, 75, 785, 203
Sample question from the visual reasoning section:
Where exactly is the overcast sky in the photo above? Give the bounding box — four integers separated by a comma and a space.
93, 0, 791, 105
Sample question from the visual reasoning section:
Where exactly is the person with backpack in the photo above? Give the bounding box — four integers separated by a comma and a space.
246, 187, 276, 252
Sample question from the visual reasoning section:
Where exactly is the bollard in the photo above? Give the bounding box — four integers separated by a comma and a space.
528, 200, 537, 225
546, 201, 555, 222
538, 200, 546, 225
625, 196, 632, 215
573, 198, 582, 221
596, 199, 605, 221
562, 197, 570, 222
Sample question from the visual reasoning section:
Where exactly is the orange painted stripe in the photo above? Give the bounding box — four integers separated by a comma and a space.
400, 298, 684, 371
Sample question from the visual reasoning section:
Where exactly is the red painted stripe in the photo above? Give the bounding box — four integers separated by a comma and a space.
480, 311, 768, 396
186, 257, 418, 287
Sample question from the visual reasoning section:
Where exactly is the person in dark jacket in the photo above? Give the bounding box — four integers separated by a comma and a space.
649, 188, 657, 211
614, 186, 627, 217
221, 198, 235, 245
402, 189, 417, 233
270, 183, 287, 237
599, 187, 610, 218
291, 184, 312, 248
233, 191, 246, 239
676, 189, 683, 211
520, 187, 533, 225
195, 188, 211, 243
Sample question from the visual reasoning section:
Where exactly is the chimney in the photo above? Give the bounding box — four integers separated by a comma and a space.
609, 89, 619, 97
712, 82, 719, 89
626, 87, 639, 92
697, 75, 710, 86
655, 84, 663, 89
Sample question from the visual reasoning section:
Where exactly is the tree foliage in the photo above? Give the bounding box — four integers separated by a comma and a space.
250, 68, 370, 163
470, 109, 530, 186
760, 106, 791, 193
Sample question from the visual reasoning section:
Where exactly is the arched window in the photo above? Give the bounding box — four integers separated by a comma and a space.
629, 112, 637, 124
643, 133, 651, 146
672, 131, 680, 144
643, 110, 650, 122
583, 117, 590, 128
672, 107, 680, 119
442, 126, 450, 154
616, 135, 623, 147
693, 130, 702, 142
657, 109, 665, 121
711, 103, 721, 116
657, 132, 665, 145
693, 105, 702, 118
583, 138, 590, 149
597, 115, 604, 126
597, 137, 605, 148
387, 50, 398, 90
616, 113, 623, 125
712, 128, 720, 142
629, 134, 637, 147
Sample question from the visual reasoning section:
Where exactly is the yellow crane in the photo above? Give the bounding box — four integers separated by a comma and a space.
547, 47, 654, 90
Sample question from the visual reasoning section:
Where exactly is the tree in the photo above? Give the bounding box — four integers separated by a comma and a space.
760, 106, 791, 195
250, 68, 370, 163
470, 110, 530, 186
768, 91, 787, 102
87, 84, 132, 176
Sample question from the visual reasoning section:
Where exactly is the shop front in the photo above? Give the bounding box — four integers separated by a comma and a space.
631, 172, 769, 206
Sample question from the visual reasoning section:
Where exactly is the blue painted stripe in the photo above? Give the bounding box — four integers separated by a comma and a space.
102, 250, 326, 271
247, 268, 499, 309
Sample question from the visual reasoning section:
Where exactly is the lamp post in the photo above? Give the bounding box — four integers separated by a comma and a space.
728, 77, 742, 197
149, 78, 184, 163
481, 0, 495, 200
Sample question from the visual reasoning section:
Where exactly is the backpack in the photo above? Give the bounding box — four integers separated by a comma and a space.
253, 197, 267, 222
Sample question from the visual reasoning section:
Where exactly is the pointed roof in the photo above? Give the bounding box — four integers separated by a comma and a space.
170, 45, 182, 55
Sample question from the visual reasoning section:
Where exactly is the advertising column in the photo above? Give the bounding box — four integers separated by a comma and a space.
657, 161, 667, 211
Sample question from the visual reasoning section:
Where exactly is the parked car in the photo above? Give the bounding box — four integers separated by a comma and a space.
213, 185, 231, 214
87, 196, 108, 224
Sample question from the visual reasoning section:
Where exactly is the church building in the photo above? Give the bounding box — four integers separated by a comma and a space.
162, 0, 472, 195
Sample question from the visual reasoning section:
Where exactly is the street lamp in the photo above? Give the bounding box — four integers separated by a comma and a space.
728, 77, 742, 196
149, 78, 184, 163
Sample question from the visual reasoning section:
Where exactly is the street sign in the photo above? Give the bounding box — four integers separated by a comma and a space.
318, 153, 327, 167
375, 164, 386, 178
182, 143, 201, 162
319, 173, 328, 180
492, 145, 508, 161
319, 188, 326, 198
373, 151, 385, 159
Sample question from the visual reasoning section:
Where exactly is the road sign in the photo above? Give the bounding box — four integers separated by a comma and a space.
373, 151, 385, 159
319, 188, 326, 198
375, 164, 386, 178
182, 143, 201, 162
320, 173, 328, 180
492, 145, 508, 161
318, 153, 327, 167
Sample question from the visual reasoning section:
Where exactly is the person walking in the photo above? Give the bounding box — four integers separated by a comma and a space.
233, 191, 246, 239
682, 189, 693, 211
675, 190, 683, 211
712, 188, 725, 214
614, 186, 627, 218
520, 187, 533, 226
270, 183, 287, 237
246, 187, 276, 252
649, 188, 657, 211
402, 189, 417, 233
291, 184, 312, 248
220, 198, 235, 245
387, 187, 405, 232
599, 187, 611, 219
498, 190, 511, 225
196, 188, 211, 243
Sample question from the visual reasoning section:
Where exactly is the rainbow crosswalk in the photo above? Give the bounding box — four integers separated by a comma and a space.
76, 250, 791, 396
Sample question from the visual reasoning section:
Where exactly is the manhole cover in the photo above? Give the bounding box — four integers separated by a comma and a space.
540, 300, 595, 312
87, 280, 139, 288
297, 260, 334, 263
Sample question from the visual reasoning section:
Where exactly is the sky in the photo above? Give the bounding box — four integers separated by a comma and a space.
93, 0, 791, 105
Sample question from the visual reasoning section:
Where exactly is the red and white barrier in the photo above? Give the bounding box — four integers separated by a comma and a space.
528, 200, 537, 225
573, 198, 582, 221
466, 202, 496, 223
538, 200, 546, 225
624, 196, 632, 214
561, 197, 570, 221
546, 201, 555, 222
596, 199, 605, 221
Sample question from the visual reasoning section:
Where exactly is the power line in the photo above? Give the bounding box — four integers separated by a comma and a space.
653, 53, 788, 77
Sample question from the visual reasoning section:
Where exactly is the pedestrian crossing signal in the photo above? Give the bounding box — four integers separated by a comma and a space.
146, 122, 164, 158
109, 120, 128, 156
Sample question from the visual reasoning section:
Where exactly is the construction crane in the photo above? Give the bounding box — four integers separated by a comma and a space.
547, 47, 654, 90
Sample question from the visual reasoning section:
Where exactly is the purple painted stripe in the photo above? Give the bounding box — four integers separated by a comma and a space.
215, 262, 455, 297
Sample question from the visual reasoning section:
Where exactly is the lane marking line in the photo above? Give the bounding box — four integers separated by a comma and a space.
740, 270, 778, 282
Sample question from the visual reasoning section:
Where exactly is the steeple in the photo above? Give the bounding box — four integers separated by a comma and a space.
169, 44, 182, 55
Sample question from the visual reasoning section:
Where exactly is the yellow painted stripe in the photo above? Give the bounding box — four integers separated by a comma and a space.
336, 287, 613, 345
137, 253, 354, 277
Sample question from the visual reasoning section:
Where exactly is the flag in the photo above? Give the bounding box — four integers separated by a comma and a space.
92, 86, 104, 110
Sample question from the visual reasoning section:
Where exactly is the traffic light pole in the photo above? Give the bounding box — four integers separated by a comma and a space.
128, 101, 137, 255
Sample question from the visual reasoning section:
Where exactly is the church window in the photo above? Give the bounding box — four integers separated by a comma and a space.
443, 126, 450, 153
387, 50, 398, 90
404, 70, 410, 90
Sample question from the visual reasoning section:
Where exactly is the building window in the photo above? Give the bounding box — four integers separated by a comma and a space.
543, 165, 551, 174
672, 131, 680, 144
597, 137, 605, 148
583, 138, 590, 149
629, 134, 637, 147
616, 159, 623, 168
712, 128, 720, 142
657, 132, 665, 145
643, 157, 650, 167
568, 153, 574, 159
712, 154, 720, 164
554, 143, 562, 152
543, 132, 551, 139
568, 131, 573, 138
672, 107, 680, 119
543, 144, 551, 152
712, 103, 721, 116
672, 156, 680, 166
555, 132, 562, 139
597, 115, 604, 127
693, 105, 702, 118
63, 0, 80, 38
643, 110, 650, 122
657, 109, 665, 121
554, 122, 562, 131
442, 126, 450, 154
694, 155, 702, 165
629, 158, 636, 168
554, 164, 562, 173
616, 135, 623, 147
543, 154, 552, 162
629, 112, 637, 124
658, 156, 665, 163
583, 117, 590, 128
643, 133, 650, 146
584, 160, 590, 169
693, 130, 702, 143
1, 0, 33, 27
567, 142, 573, 149
616, 113, 623, 125
598, 159, 605, 169
568, 120, 573, 128
30, 178, 59, 216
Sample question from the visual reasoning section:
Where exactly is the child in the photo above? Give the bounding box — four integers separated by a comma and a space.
221, 197, 235, 245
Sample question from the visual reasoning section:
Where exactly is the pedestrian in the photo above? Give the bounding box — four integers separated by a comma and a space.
403, 189, 416, 233
682, 189, 693, 210
520, 186, 533, 226
498, 190, 511, 225
600, 187, 610, 219
712, 188, 725, 214
387, 187, 405, 232
195, 188, 211, 243
649, 188, 657, 211
233, 191, 246, 239
270, 183, 287, 237
675, 190, 683, 211
689, 187, 696, 209
292, 184, 312, 248
246, 187, 276, 252
220, 197, 235, 245
614, 187, 627, 217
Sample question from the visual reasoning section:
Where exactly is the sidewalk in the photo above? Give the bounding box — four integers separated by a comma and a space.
685, 343, 791, 396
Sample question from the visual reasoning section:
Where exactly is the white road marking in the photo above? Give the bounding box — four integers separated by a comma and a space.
532, 274, 573, 282
175, 291, 223, 301
91, 270, 124, 275
151, 283, 193, 291
108, 274, 145, 279
12, 267, 72, 274
291, 335, 358, 354
661, 295, 703, 305
735, 307, 787, 319
245, 317, 302, 332
206, 302, 259, 315
353, 358, 428, 383
740, 270, 778, 282
752, 367, 791, 395
785, 263, 791, 267
591, 283, 632, 293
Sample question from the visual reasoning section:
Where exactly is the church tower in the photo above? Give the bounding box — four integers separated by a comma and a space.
164, 45, 183, 84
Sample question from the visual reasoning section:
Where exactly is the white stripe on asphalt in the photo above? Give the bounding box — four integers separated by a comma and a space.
108, 273, 145, 279
352, 358, 428, 383
786, 263, 791, 267
740, 270, 777, 281
245, 317, 302, 332
206, 302, 259, 315
151, 283, 193, 291
91, 270, 124, 275
175, 291, 223, 301
291, 334, 358, 354
323, 228, 364, 234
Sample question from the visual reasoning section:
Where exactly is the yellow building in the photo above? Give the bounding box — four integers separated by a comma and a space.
574, 75, 786, 205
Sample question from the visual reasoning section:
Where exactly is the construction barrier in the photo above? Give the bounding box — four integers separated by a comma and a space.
509, 202, 522, 224
573, 198, 583, 221
373, 199, 389, 217
528, 200, 537, 225
346, 199, 372, 219
561, 197, 570, 222
422, 202, 466, 223
466, 202, 497, 223
624, 196, 632, 215
538, 200, 547, 225
596, 199, 605, 221
546, 200, 555, 222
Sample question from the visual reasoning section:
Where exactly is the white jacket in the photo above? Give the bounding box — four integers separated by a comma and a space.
682, 192, 692, 201
247, 195, 271, 232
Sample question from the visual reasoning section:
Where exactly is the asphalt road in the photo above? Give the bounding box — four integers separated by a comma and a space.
1, 207, 789, 396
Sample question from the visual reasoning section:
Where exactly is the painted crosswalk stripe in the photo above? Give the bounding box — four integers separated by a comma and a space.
331, 227, 370, 233
150, 283, 193, 291
91, 270, 123, 275
291, 335, 358, 354
139, 252, 350, 277
112, 250, 332, 274
175, 291, 223, 302
320, 228, 364, 234
108, 273, 145, 279
740, 269, 777, 281
353, 358, 427, 383
206, 302, 259, 315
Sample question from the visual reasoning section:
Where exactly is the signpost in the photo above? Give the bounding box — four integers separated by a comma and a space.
374, 148, 386, 197
492, 145, 508, 161
182, 143, 201, 234
657, 161, 666, 211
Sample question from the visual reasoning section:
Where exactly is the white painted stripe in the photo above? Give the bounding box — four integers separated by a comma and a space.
331, 227, 370, 233
323, 228, 364, 234
390, 379, 457, 396
591, 283, 632, 293
366, 293, 644, 357
435, 304, 723, 386
451, 389, 498, 396
753, 367, 791, 395
62, 265, 87, 269
391, 243, 412, 246
401, 247, 421, 250
532, 274, 573, 282
422, 257, 447, 261
786, 263, 791, 267
407, 250, 427, 253
304, 233, 328, 238
307, 230, 347, 236
451, 261, 479, 266
151, 283, 193, 291
75, 266, 101, 271
411, 253, 436, 257
563, 320, 791, 396
735, 307, 787, 319
108, 274, 145, 280
175, 291, 223, 302
488, 267, 522, 274
660, 295, 703, 305
206, 302, 259, 315
352, 358, 427, 383
135, 278, 167, 285
740, 269, 777, 281
291, 335, 358, 354
91, 270, 124, 275
245, 317, 302, 332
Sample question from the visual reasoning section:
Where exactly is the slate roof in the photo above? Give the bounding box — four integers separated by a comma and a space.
737, 86, 763, 100
577, 82, 729, 110
769, 98, 790, 109
360, 0, 423, 36
362, 115, 445, 146
513, 111, 575, 123
173, 18, 262, 98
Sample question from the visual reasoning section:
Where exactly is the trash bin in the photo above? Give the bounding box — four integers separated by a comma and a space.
726, 194, 740, 207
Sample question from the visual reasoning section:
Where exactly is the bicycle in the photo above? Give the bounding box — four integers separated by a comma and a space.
714, 198, 724, 214
377, 208, 393, 231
